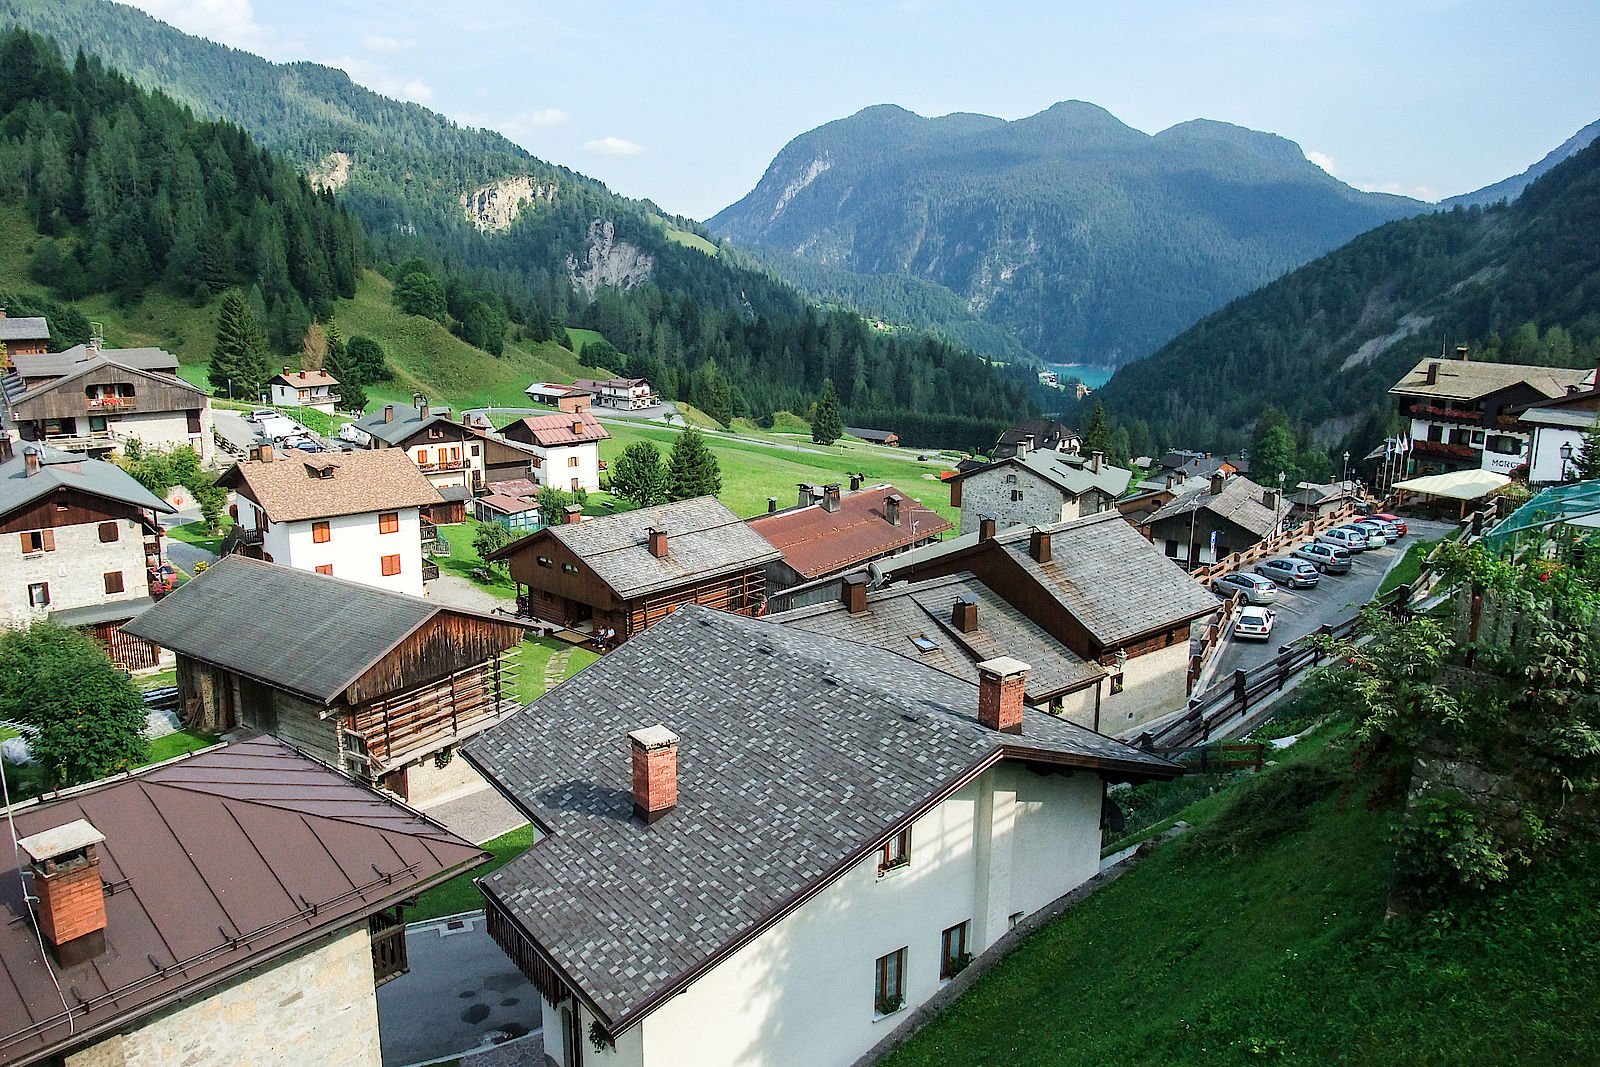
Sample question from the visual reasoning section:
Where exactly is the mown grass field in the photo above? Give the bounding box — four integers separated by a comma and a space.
410, 824, 539, 921
882, 730, 1600, 1066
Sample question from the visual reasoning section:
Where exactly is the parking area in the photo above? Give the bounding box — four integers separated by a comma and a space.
1211, 517, 1456, 678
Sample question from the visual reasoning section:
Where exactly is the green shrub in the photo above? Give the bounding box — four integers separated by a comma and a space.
1184, 763, 1342, 858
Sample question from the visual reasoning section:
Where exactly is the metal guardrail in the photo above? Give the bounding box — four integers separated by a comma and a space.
1139, 583, 1411, 753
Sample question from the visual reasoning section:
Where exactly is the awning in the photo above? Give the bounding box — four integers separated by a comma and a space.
1391, 470, 1512, 501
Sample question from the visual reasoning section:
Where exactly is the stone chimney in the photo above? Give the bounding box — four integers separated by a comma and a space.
384, 404, 396, 423
628, 726, 678, 825
798, 483, 816, 508
822, 483, 841, 513
1165, 473, 1175, 490
979, 514, 997, 541
648, 527, 668, 558
976, 657, 1029, 735
767, 496, 777, 514
1015, 440, 1028, 458
1029, 527, 1052, 563
843, 573, 868, 614
952, 595, 977, 633
1091, 450, 1103, 473
1262, 488, 1280, 510
23, 445, 40, 477
19, 820, 108, 967
1456, 344, 1470, 362
419, 401, 431, 419
563, 504, 583, 525
0, 436, 12, 464
1426, 361, 1441, 385
1176, 469, 1187, 485
1210, 472, 1226, 496
885, 494, 901, 526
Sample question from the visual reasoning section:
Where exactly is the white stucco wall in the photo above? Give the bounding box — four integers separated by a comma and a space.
1529, 422, 1596, 483
240, 503, 425, 596
0, 518, 151, 628
556, 763, 1104, 1067
533, 441, 602, 493
406, 440, 483, 491
65, 923, 380, 1067
108, 407, 214, 466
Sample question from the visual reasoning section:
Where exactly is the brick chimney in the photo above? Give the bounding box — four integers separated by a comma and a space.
564, 504, 583, 525
1425, 360, 1441, 385
384, 404, 396, 423
648, 526, 668, 557
1029, 527, 1052, 563
979, 514, 997, 541
952, 595, 977, 633
822, 483, 841, 513
23, 445, 40, 477
976, 657, 1029, 734
419, 401, 431, 419
19, 820, 108, 967
281, 365, 290, 377
299, 370, 307, 380
1210, 472, 1226, 496
628, 726, 678, 824
885, 494, 901, 526
843, 573, 868, 613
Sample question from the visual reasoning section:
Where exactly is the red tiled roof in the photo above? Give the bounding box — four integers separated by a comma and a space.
747, 485, 953, 579
504, 412, 611, 446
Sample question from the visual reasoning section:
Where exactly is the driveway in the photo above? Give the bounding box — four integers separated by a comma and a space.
1209, 518, 1455, 678
377, 913, 542, 1067
428, 571, 515, 614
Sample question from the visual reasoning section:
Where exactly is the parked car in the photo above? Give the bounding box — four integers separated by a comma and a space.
1372, 512, 1408, 536
1294, 542, 1352, 574
248, 408, 275, 422
1352, 519, 1398, 544
1256, 557, 1321, 589
1234, 605, 1276, 642
1214, 571, 1279, 604
1318, 527, 1373, 552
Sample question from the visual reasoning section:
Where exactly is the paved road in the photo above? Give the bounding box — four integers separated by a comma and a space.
377, 913, 542, 1067
1209, 518, 1455, 679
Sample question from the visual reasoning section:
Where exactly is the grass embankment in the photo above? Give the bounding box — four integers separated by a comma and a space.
141, 729, 220, 765
1378, 536, 1439, 596
884, 731, 1600, 1066
410, 824, 540, 921
600, 422, 958, 526
167, 519, 231, 556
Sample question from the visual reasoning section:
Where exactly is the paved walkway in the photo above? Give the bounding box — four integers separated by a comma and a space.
428, 571, 515, 614
541, 649, 574, 692
424, 786, 529, 845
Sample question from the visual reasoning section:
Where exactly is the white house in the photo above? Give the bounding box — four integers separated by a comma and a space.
497, 412, 610, 493
944, 450, 1131, 536
220, 446, 443, 595
464, 605, 1180, 1067
0, 444, 174, 666
574, 377, 656, 410
267, 367, 340, 412
1513, 381, 1600, 484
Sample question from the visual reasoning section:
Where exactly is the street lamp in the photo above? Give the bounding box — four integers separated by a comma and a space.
1342, 451, 1350, 493
1560, 441, 1576, 482
1276, 470, 1287, 536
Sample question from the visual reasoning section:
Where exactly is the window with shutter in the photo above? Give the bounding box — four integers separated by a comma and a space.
103, 571, 124, 594
381, 554, 402, 576
41, 530, 54, 552
99, 522, 119, 543
378, 512, 399, 534
313, 521, 331, 543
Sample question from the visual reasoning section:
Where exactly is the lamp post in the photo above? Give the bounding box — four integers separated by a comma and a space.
1342, 451, 1350, 493
1560, 441, 1575, 482
1276, 470, 1287, 537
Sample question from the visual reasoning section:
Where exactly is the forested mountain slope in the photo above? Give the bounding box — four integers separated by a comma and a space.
1092, 140, 1600, 456
1, 0, 1035, 447
710, 103, 1425, 367
1441, 118, 1600, 209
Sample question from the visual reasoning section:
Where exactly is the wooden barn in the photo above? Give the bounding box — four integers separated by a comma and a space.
122, 556, 531, 803
487, 495, 782, 640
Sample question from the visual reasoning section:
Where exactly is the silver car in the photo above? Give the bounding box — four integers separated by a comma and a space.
1347, 521, 1392, 548
1256, 557, 1320, 589
1318, 527, 1371, 552
1294, 542, 1352, 574
1214, 572, 1279, 604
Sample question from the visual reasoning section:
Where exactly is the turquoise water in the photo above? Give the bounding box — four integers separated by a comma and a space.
1046, 363, 1115, 390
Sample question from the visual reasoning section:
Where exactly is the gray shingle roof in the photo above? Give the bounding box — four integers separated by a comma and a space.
121, 556, 509, 704
350, 407, 459, 447
465, 604, 1177, 1031
0, 317, 49, 342
520, 496, 782, 599
0, 445, 173, 520
952, 452, 1131, 499
774, 573, 1104, 700
1144, 474, 1280, 539
11, 346, 179, 379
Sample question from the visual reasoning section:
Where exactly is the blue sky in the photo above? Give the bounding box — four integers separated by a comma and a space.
129, 0, 1600, 221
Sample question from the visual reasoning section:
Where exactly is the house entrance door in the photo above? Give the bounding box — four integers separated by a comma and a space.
561, 1004, 583, 1066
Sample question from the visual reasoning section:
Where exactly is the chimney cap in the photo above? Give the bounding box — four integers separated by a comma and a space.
629, 725, 679, 750
976, 656, 1030, 679
18, 820, 105, 864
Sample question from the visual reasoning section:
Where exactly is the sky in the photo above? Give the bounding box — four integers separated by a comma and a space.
125, 0, 1600, 221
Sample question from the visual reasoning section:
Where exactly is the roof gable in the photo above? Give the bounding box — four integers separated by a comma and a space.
498, 411, 610, 447
219, 447, 442, 522
0, 445, 173, 521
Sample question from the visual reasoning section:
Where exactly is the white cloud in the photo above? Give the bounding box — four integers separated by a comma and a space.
126, 0, 272, 51
363, 35, 418, 52
1306, 150, 1338, 176
521, 108, 569, 128
331, 56, 434, 103
583, 136, 643, 156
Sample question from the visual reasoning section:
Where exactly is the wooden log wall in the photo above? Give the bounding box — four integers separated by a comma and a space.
627, 568, 765, 635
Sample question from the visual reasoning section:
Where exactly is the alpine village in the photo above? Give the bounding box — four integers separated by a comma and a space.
0, 5, 1594, 1066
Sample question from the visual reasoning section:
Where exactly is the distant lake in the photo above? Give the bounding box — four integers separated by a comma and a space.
1046, 363, 1115, 390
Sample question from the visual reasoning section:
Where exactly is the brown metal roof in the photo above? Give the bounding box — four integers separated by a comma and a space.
0, 738, 487, 1066
746, 484, 953, 579
498, 411, 611, 447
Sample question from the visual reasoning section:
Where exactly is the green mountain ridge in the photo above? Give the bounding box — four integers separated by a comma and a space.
1092, 138, 1600, 457
709, 102, 1426, 367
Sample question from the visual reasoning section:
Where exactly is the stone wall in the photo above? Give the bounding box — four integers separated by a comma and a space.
0, 517, 151, 628
66, 923, 381, 1067
957, 464, 1073, 536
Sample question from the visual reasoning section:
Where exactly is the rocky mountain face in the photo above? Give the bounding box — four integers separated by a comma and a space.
710, 103, 1426, 367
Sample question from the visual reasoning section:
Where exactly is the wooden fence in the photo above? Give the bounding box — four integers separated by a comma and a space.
1187, 592, 1243, 694
1189, 500, 1367, 586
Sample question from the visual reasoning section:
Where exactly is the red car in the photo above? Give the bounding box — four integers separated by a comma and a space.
1373, 512, 1408, 536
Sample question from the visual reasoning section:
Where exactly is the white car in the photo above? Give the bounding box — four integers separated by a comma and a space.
1234, 605, 1276, 642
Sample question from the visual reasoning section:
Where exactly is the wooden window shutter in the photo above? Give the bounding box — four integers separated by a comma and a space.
41, 530, 54, 552
99, 521, 119, 543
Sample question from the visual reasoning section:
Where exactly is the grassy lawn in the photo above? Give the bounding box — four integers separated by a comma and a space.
432, 520, 518, 599
1378, 537, 1438, 596
140, 729, 220, 765
514, 637, 600, 704
167, 519, 230, 556
135, 667, 176, 692
410, 824, 539, 921
600, 422, 959, 526
883, 732, 1600, 1065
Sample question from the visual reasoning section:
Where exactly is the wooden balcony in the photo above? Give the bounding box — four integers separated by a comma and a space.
418, 458, 468, 473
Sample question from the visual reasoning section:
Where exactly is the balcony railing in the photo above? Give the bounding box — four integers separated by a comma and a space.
422, 560, 440, 582
417, 458, 467, 473
86, 395, 138, 411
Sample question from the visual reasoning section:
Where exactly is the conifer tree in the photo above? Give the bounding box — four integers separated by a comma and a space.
209, 288, 272, 400
1574, 423, 1600, 482
812, 378, 843, 445
668, 428, 722, 500
609, 442, 670, 507
1082, 400, 1114, 458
